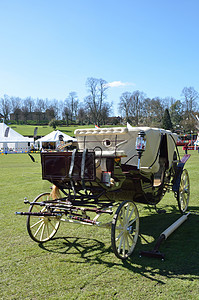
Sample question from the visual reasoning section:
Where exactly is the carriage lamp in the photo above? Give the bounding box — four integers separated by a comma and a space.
136, 130, 146, 169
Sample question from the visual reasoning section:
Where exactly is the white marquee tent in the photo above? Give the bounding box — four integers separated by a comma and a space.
0, 123, 34, 153
36, 130, 77, 150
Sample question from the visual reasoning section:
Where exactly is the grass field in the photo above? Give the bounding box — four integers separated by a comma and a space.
0, 148, 199, 299
10, 124, 107, 137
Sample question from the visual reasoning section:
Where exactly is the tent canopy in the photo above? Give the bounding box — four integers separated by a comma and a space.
0, 123, 33, 152
36, 130, 77, 149
0, 123, 33, 143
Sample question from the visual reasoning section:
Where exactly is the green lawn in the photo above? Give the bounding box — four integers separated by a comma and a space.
0, 148, 199, 299
10, 124, 111, 137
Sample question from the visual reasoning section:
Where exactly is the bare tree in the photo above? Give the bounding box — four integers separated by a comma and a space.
50, 99, 60, 119
33, 98, 45, 123
24, 97, 35, 113
101, 102, 112, 124
0, 95, 11, 121
73, 99, 79, 121
181, 87, 199, 115
66, 92, 79, 122
10, 96, 21, 113
98, 78, 109, 116
62, 98, 71, 125
77, 105, 87, 125
141, 97, 165, 126
35, 98, 45, 112
131, 90, 145, 125
118, 92, 132, 122
181, 87, 199, 131
169, 100, 183, 128
149, 98, 165, 125
118, 90, 145, 125
63, 106, 70, 126
21, 105, 29, 123
142, 98, 152, 125
163, 97, 176, 109
85, 77, 109, 125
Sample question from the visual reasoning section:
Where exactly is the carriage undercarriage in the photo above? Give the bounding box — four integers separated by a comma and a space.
16, 126, 191, 260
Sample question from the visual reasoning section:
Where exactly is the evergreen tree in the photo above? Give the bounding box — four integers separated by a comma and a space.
49, 118, 59, 130
162, 108, 173, 130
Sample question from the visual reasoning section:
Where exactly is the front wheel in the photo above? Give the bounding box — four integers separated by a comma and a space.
177, 169, 190, 213
27, 193, 61, 243
111, 200, 139, 260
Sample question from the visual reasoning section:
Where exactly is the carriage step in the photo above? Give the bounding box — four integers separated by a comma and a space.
180, 154, 191, 164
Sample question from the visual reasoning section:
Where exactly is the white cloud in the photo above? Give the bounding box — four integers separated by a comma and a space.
105, 81, 135, 88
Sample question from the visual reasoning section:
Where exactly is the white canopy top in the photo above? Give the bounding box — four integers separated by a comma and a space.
0, 123, 33, 143
36, 130, 76, 143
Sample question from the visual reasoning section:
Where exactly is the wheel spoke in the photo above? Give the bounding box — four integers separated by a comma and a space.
128, 216, 138, 226
177, 169, 190, 213
40, 223, 45, 241
111, 200, 139, 260
48, 220, 57, 230
30, 218, 43, 229
118, 234, 124, 254
34, 221, 44, 237
128, 233, 136, 243
126, 235, 131, 252
122, 236, 126, 256
46, 222, 50, 238
127, 207, 135, 223
27, 193, 61, 243
125, 204, 130, 222
115, 230, 124, 242
118, 214, 124, 227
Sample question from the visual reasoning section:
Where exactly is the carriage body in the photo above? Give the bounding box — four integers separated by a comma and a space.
41, 124, 178, 205
18, 124, 190, 260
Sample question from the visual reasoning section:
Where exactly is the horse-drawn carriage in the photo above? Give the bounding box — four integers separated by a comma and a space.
16, 123, 190, 259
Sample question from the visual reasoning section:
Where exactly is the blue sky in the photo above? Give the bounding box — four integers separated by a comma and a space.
0, 0, 199, 115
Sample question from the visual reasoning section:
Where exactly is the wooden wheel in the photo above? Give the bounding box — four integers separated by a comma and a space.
177, 169, 190, 213
27, 193, 61, 243
111, 200, 139, 260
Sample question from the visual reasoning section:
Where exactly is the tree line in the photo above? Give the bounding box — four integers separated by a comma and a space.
0, 77, 112, 127
119, 87, 199, 132
0, 77, 199, 132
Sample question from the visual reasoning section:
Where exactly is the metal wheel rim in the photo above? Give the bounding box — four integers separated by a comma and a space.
27, 193, 61, 243
111, 200, 139, 259
177, 169, 190, 213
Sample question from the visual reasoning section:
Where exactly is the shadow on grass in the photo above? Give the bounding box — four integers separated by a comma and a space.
39, 205, 199, 283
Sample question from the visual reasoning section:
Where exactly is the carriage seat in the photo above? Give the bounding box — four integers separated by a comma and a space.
153, 157, 166, 186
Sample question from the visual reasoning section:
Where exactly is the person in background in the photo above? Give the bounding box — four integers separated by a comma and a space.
184, 143, 188, 154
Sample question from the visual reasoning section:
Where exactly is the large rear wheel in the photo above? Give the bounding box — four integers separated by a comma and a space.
27, 193, 61, 243
111, 200, 139, 260
177, 169, 190, 213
